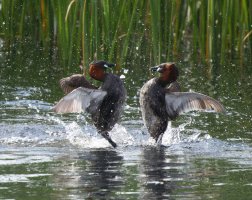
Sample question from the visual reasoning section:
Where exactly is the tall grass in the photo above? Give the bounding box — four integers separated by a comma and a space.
0, 0, 251, 69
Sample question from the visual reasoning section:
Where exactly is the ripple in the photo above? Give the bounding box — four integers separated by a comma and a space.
0, 174, 52, 183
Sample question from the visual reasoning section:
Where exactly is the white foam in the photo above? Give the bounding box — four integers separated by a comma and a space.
0, 113, 213, 148
62, 122, 135, 148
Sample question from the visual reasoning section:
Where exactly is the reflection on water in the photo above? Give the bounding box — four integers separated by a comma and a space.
79, 150, 123, 199
140, 147, 178, 199
48, 150, 124, 199
1, 144, 252, 199
65, 150, 121, 199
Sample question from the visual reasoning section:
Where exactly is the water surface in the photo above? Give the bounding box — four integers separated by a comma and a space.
0, 42, 252, 199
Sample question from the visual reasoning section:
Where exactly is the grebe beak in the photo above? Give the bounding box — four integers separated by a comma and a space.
104, 63, 116, 68
151, 66, 159, 72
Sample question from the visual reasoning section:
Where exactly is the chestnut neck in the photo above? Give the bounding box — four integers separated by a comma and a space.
156, 78, 171, 87
156, 66, 178, 87
89, 65, 107, 81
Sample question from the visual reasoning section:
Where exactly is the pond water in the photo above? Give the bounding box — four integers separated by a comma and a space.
0, 41, 252, 199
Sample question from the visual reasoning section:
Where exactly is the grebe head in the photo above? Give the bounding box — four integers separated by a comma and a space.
151, 63, 179, 84
89, 60, 115, 81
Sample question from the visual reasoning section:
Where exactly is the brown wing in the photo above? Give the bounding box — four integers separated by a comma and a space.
165, 92, 225, 120
166, 81, 181, 92
60, 74, 97, 94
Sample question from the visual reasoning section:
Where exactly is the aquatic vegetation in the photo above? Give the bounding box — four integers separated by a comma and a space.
0, 0, 251, 69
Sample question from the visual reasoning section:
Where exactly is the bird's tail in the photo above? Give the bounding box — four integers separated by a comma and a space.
100, 131, 117, 148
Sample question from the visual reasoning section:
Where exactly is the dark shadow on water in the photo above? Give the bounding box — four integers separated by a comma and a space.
77, 149, 124, 199
139, 146, 186, 200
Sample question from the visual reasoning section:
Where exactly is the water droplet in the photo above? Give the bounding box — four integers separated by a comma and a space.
120, 74, 126, 79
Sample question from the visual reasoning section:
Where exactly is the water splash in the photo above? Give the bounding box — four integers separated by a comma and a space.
162, 122, 181, 145
50, 115, 213, 148
0, 113, 213, 149
63, 122, 135, 148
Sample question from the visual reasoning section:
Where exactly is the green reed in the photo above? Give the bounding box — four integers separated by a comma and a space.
0, 0, 251, 69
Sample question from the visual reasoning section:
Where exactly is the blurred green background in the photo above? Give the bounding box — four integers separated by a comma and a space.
1, 0, 251, 70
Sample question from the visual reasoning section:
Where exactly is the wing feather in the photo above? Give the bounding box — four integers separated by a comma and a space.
165, 92, 225, 119
53, 87, 107, 114
60, 74, 97, 94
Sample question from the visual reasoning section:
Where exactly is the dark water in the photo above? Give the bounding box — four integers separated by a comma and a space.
1, 40, 252, 199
